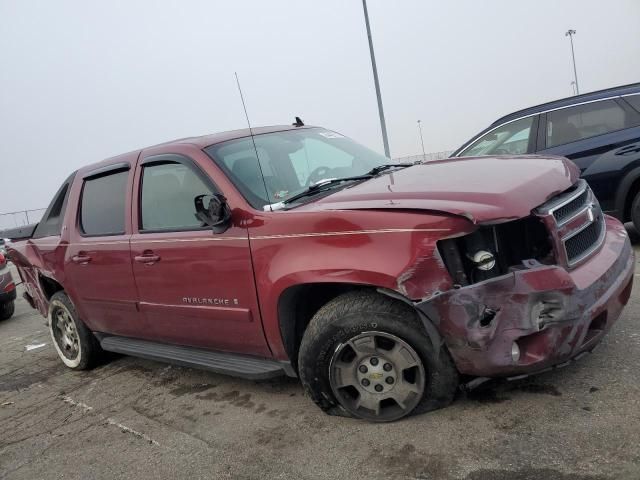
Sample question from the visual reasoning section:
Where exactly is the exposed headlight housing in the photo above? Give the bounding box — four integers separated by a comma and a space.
470, 250, 495, 271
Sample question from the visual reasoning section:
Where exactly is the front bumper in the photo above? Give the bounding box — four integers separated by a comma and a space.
417, 215, 634, 377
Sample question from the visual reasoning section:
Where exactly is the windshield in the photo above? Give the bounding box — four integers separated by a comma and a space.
204, 128, 389, 208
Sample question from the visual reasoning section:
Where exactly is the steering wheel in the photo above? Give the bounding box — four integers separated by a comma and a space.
307, 166, 332, 186
493, 148, 510, 155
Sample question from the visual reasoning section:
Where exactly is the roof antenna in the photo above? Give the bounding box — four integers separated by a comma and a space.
293, 116, 304, 127
234, 72, 273, 212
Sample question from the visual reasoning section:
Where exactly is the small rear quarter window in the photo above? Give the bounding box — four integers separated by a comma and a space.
33, 172, 76, 238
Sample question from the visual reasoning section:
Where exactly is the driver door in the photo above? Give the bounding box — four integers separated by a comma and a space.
129, 150, 270, 357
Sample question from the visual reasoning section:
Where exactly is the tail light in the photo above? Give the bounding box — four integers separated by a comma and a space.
0, 253, 5, 267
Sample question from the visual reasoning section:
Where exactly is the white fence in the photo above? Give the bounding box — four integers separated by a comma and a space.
394, 150, 453, 163
0, 209, 47, 231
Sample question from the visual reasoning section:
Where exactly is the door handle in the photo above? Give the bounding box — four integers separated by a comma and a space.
134, 252, 161, 264
71, 254, 92, 265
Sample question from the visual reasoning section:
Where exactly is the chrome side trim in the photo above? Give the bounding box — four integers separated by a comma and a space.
250, 228, 449, 240
30, 228, 450, 247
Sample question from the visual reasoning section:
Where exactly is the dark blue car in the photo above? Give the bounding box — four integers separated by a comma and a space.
452, 83, 640, 230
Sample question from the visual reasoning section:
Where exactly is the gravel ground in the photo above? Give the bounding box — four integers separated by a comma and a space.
1, 239, 640, 480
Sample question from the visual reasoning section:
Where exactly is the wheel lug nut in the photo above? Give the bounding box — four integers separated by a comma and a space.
361, 378, 370, 387
374, 384, 383, 392
383, 363, 392, 372
358, 365, 368, 373
385, 376, 395, 384
370, 357, 379, 366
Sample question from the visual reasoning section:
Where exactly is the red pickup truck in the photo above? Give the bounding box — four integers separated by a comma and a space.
6, 124, 634, 422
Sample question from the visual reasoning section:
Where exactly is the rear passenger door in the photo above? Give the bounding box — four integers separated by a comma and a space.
129, 148, 269, 357
65, 159, 146, 338
537, 98, 640, 212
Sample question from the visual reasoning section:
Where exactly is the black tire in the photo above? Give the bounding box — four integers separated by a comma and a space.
631, 191, 640, 234
48, 291, 102, 370
0, 300, 14, 320
298, 290, 458, 422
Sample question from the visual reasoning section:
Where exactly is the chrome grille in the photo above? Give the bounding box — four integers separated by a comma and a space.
564, 213, 605, 265
552, 188, 589, 224
536, 179, 606, 268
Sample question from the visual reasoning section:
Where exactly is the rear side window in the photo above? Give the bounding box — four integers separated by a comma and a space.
140, 162, 215, 231
33, 172, 76, 238
80, 170, 129, 236
546, 100, 636, 148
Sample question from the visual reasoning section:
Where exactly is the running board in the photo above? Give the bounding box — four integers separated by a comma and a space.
99, 336, 291, 380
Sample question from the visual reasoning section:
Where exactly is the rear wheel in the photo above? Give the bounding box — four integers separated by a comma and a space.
298, 291, 458, 422
48, 292, 102, 369
0, 300, 14, 320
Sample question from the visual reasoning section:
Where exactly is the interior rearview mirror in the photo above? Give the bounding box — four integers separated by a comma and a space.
194, 193, 231, 234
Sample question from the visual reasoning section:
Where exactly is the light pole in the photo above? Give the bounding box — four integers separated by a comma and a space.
417, 120, 426, 162
362, 0, 391, 158
565, 29, 580, 95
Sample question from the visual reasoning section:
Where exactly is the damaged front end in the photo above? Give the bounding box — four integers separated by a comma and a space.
417, 180, 635, 378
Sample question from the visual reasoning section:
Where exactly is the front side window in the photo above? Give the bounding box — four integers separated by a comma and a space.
546, 99, 635, 148
460, 116, 534, 157
205, 128, 387, 208
80, 170, 128, 236
624, 94, 640, 113
140, 162, 215, 231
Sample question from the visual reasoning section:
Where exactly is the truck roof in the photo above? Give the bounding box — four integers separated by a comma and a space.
86, 124, 310, 172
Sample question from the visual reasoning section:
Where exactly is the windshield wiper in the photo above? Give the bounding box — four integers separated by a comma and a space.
365, 162, 414, 175
283, 163, 415, 206
283, 174, 373, 205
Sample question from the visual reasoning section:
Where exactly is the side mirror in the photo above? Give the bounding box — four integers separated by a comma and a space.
194, 193, 232, 234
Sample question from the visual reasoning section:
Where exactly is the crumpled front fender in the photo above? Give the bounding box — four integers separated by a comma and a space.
416, 216, 634, 377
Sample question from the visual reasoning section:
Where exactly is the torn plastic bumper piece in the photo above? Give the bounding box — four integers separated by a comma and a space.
417, 216, 634, 378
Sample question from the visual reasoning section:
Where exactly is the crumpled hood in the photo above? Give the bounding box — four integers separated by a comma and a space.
299, 155, 579, 223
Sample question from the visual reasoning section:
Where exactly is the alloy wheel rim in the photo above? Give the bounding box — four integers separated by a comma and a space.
329, 331, 425, 421
52, 306, 80, 360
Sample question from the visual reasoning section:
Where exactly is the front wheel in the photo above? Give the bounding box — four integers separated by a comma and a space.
630, 191, 640, 234
48, 291, 102, 369
298, 291, 458, 422
0, 300, 14, 320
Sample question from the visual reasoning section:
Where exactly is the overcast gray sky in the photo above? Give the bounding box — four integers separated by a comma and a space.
1, 0, 639, 214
